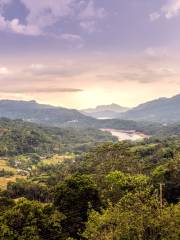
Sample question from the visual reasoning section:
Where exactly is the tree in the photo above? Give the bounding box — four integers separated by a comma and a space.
152, 157, 180, 203
0, 199, 65, 240
105, 170, 150, 203
83, 192, 180, 240
0, 197, 15, 212
54, 174, 101, 239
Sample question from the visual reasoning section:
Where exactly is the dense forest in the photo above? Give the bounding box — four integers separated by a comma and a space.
0, 118, 179, 239
0, 118, 116, 156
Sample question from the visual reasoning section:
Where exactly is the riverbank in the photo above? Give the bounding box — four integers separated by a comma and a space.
100, 128, 149, 141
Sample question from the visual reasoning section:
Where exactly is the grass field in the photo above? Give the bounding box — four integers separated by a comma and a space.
0, 175, 26, 190
41, 154, 74, 165
0, 159, 26, 190
0, 154, 75, 189
0, 159, 16, 172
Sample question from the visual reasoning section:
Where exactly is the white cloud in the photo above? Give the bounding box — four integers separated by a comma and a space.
25, 63, 87, 77
149, 12, 161, 22
79, 0, 106, 33
79, 0, 106, 20
98, 65, 177, 84
162, 0, 180, 18
144, 47, 168, 58
0, 15, 41, 35
0, 15, 6, 30
30, 64, 46, 71
61, 33, 84, 47
80, 20, 95, 33
20, 0, 75, 29
150, 0, 180, 21
9, 18, 41, 36
0, 67, 9, 75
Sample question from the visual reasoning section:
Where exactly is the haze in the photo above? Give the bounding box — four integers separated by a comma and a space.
0, 0, 180, 108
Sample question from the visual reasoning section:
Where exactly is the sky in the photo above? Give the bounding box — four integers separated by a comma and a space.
0, 0, 180, 109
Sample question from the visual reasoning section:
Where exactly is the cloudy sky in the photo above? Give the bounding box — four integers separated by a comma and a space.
0, 0, 180, 108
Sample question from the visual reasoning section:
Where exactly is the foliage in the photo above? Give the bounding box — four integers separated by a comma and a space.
83, 192, 180, 240
0, 169, 14, 177
0, 118, 180, 239
105, 171, 150, 203
152, 157, 180, 203
0, 199, 65, 240
54, 174, 101, 239
4, 179, 52, 202
0, 118, 117, 157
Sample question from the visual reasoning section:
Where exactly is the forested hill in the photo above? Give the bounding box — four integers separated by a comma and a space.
120, 94, 180, 123
0, 118, 117, 156
0, 100, 96, 127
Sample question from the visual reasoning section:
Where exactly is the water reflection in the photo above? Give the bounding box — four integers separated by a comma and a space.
101, 128, 149, 141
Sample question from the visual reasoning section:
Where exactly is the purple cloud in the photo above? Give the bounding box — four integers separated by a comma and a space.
0, 0, 107, 36
0, 87, 83, 93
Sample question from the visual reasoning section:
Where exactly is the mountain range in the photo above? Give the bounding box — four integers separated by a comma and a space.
0, 94, 179, 129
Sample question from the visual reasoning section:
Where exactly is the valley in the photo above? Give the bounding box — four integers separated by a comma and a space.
0, 109, 179, 239
1, 1, 180, 238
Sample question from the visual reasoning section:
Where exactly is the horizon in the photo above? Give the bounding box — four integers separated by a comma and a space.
0, 0, 180, 108
0, 92, 179, 110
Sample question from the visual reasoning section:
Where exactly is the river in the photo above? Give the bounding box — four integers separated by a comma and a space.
101, 128, 149, 141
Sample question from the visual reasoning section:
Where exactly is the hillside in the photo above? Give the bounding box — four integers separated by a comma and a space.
0, 118, 117, 157
120, 94, 180, 123
0, 100, 96, 127
0, 100, 162, 132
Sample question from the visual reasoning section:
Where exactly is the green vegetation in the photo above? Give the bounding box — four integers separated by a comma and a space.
0, 118, 117, 156
0, 169, 14, 177
0, 118, 179, 239
0, 198, 65, 239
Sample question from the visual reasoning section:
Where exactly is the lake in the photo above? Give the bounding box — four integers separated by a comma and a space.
101, 128, 149, 141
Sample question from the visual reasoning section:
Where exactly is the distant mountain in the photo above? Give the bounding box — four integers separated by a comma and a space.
0, 100, 96, 127
1, 96, 180, 129
0, 99, 169, 136
119, 94, 180, 123
82, 103, 129, 119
